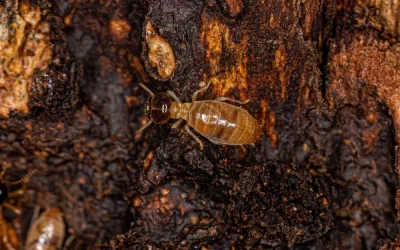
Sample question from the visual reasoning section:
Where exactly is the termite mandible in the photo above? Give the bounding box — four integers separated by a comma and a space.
137, 82, 262, 150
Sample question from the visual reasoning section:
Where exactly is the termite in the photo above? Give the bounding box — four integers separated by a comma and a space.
25, 207, 65, 250
0, 166, 37, 250
137, 82, 262, 149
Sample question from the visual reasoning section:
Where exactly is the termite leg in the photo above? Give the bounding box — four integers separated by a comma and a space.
138, 83, 154, 96
214, 97, 250, 105
3, 203, 21, 215
65, 235, 76, 248
205, 137, 224, 145
136, 121, 153, 134
184, 124, 204, 150
171, 119, 183, 129
2, 229, 16, 250
27, 205, 41, 235
191, 81, 211, 103
7, 189, 23, 198
167, 90, 182, 103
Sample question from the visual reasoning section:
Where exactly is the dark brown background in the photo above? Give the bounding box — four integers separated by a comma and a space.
1, 0, 400, 249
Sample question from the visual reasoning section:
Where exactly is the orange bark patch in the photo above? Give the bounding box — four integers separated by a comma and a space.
201, 18, 249, 101
328, 37, 400, 140
110, 18, 131, 41
221, 0, 244, 17
362, 127, 380, 154
6, 223, 19, 249
144, 21, 176, 80
0, 1, 52, 117
260, 99, 278, 147
364, 0, 400, 38
273, 46, 289, 101
143, 151, 154, 170
328, 34, 400, 176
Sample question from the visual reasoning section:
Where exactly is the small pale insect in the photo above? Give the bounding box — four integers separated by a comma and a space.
137, 82, 262, 149
25, 207, 65, 250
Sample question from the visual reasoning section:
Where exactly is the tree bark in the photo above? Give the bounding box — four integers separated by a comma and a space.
0, 0, 399, 249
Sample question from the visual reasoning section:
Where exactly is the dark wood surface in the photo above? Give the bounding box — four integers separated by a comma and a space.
0, 0, 399, 249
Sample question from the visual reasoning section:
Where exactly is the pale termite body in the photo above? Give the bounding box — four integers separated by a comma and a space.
25, 207, 65, 250
138, 82, 262, 149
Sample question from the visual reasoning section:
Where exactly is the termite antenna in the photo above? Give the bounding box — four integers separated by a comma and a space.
138, 83, 154, 97
2, 169, 37, 185
136, 121, 153, 134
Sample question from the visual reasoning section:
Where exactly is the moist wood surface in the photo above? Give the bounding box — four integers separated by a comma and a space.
0, 0, 398, 249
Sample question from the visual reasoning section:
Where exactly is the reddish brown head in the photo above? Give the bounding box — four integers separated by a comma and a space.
144, 93, 172, 124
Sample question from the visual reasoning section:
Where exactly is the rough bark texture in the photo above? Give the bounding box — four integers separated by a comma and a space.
0, 0, 399, 249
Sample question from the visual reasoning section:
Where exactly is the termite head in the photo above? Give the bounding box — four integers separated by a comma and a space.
146, 93, 172, 124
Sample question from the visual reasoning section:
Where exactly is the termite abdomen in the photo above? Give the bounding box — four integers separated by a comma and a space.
187, 101, 262, 145
25, 208, 65, 250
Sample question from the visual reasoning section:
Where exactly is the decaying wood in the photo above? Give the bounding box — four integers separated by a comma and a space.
363, 0, 400, 38
131, 0, 399, 249
0, 0, 399, 249
0, 0, 80, 117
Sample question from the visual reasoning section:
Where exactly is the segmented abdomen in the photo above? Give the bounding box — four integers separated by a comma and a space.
186, 101, 262, 145
25, 208, 65, 250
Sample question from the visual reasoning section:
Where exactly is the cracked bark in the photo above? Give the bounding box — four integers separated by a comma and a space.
0, 0, 399, 249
